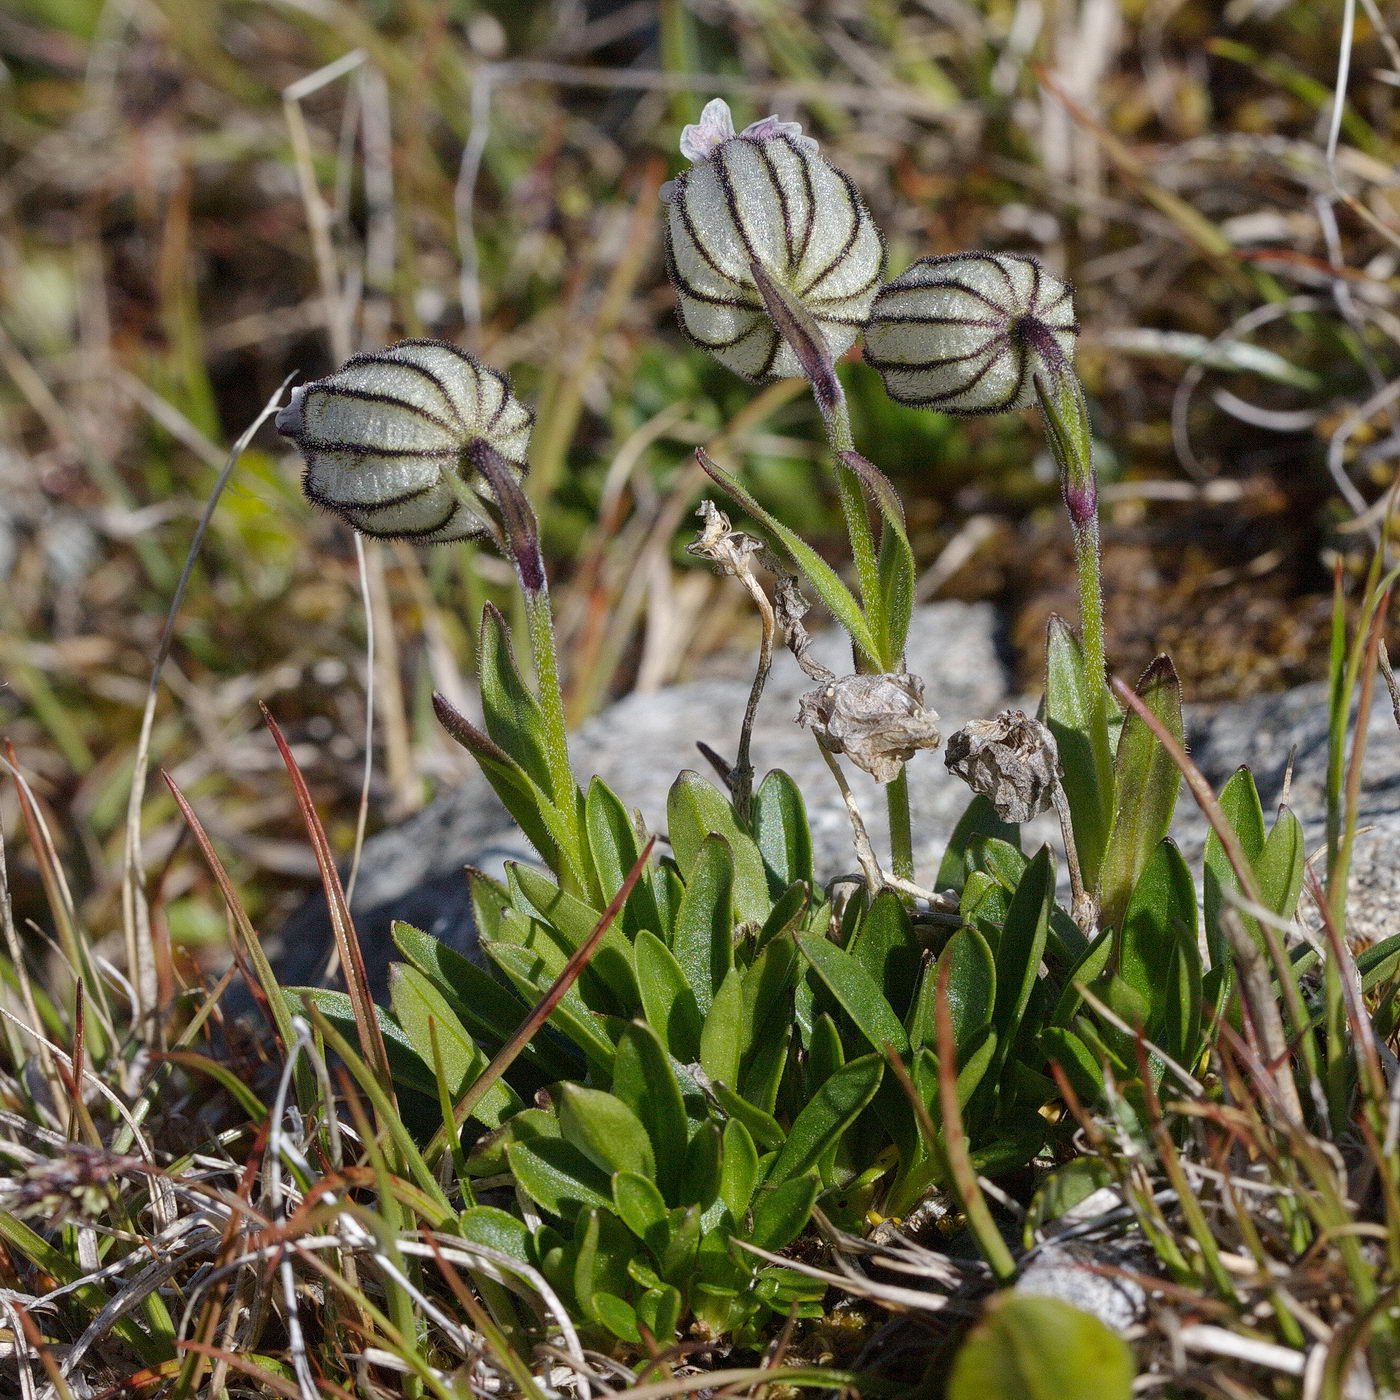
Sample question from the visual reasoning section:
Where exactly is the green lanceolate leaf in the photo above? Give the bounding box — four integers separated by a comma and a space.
672, 834, 736, 1019
506, 1136, 613, 1217
478, 602, 554, 796
680, 1121, 723, 1210
709, 1079, 786, 1152
751, 769, 814, 895
1045, 617, 1115, 890
611, 1021, 690, 1205
558, 1084, 656, 1180
1040, 1025, 1106, 1104
458, 1205, 534, 1266
632, 928, 703, 1062
388, 965, 521, 1128
697, 450, 883, 668
1051, 925, 1114, 1027
749, 1172, 821, 1251
484, 941, 616, 1073
990, 846, 1054, 1070
848, 889, 921, 1023
612, 1170, 669, 1254
700, 967, 746, 1085
768, 1053, 884, 1186
1203, 766, 1266, 970
937, 795, 1021, 896
948, 1294, 1135, 1400
1099, 655, 1183, 929
913, 925, 995, 1056
668, 771, 771, 924
797, 932, 909, 1057
1117, 839, 1202, 1066
719, 1117, 760, 1222
585, 777, 660, 933
287, 987, 430, 1096
1257, 807, 1305, 922
837, 448, 915, 665
738, 936, 798, 1109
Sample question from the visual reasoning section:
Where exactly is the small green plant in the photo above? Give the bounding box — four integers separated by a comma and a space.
266, 95, 1400, 1384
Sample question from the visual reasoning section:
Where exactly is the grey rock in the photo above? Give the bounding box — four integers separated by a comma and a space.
1015, 1239, 1150, 1330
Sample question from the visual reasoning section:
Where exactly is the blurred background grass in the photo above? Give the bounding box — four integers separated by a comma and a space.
1, 0, 1397, 966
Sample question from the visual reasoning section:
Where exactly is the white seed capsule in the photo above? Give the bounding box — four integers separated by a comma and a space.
864, 252, 1078, 414
277, 339, 532, 543
662, 98, 885, 382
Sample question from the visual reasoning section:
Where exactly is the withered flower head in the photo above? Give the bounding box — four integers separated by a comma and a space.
662, 98, 885, 382
864, 252, 1078, 414
944, 709, 1059, 822
277, 339, 533, 543
797, 672, 941, 784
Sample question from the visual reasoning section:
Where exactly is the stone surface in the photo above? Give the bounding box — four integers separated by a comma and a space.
265, 610, 1400, 1000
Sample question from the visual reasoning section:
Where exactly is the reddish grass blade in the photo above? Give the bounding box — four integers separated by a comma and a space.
260, 704, 392, 1094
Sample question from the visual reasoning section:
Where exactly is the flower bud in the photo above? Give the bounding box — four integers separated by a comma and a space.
662, 98, 885, 382
277, 339, 532, 544
944, 709, 1059, 822
864, 252, 1077, 414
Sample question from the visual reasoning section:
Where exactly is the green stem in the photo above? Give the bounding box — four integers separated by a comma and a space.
1072, 507, 1107, 695
820, 391, 915, 882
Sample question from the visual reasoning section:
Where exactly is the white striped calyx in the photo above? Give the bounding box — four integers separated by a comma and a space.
864, 252, 1078, 414
662, 98, 885, 382
277, 339, 532, 544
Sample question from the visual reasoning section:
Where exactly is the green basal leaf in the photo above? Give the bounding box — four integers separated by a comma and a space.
1099, 655, 1183, 930
484, 940, 616, 1074
700, 966, 746, 1085
559, 1084, 657, 1181
749, 1172, 821, 1251
937, 795, 1021, 896
636, 1284, 683, 1342
807, 1011, 846, 1092
710, 1079, 786, 1153
1051, 925, 1114, 1027
672, 834, 736, 1019
1039, 1025, 1106, 1105
972, 836, 1030, 892
680, 1121, 723, 1211
738, 937, 799, 1109
668, 772, 771, 924
751, 769, 814, 895
1203, 766, 1267, 979
1045, 616, 1115, 890
592, 1291, 642, 1344
1117, 839, 1202, 1066
388, 964, 521, 1128
632, 928, 704, 1063
1024, 1160, 1116, 1247
719, 1117, 761, 1223
508, 861, 638, 1010
574, 1208, 638, 1331
585, 776, 661, 933
478, 601, 554, 797
505, 1136, 613, 1217
459, 1205, 535, 1266
611, 1021, 691, 1205
797, 932, 910, 1057
1257, 807, 1305, 921
753, 881, 810, 955
697, 452, 883, 668
948, 1294, 1135, 1400
768, 1053, 884, 1186
921, 925, 996, 1057
612, 1170, 669, 1255
286, 987, 428, 1096
989, 846, 1054, 1074
848, 889, 921, 1023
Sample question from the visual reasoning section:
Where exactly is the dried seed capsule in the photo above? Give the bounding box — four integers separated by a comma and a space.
864, 252, 1078, 414
797, 672, 941, 784
944, 709, 1059, 822
662, 98, 885, 382
276, 339, 532, 543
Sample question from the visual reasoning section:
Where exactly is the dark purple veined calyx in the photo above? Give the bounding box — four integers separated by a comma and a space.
864, 252, 1079, 415
277, 338, 533, 544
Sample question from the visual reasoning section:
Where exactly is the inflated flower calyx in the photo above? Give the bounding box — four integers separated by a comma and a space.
277, 339, 533, 544
864, 252, 1078, 414
944, 709, 1059, 822
662, 98, 885, 382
